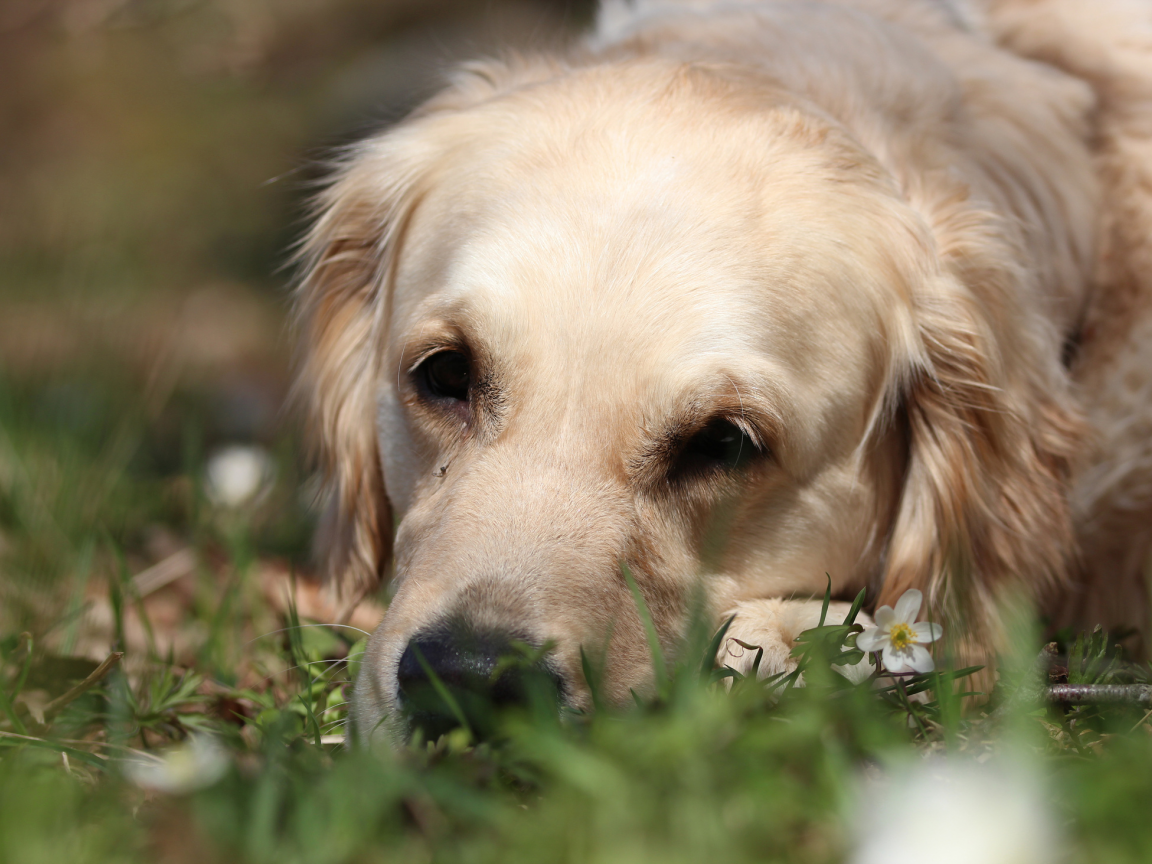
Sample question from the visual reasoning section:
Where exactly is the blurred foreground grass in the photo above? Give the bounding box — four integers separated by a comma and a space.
5, 390, 1152, 864
4, 364, 1152, 863
5, 2, 1152, 862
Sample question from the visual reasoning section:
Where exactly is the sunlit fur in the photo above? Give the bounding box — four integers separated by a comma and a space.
291, 0, 1152, 742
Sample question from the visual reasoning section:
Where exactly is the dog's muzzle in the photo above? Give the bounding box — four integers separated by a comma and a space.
396, 625, 563, 741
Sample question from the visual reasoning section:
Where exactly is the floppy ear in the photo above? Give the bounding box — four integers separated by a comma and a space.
293, 57, 559, 599
879, 230, 1085, 640
292, 142, 416, 599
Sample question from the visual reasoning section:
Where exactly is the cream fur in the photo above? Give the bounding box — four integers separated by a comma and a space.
289, 0, 1152, 742
721, 600, 876, 685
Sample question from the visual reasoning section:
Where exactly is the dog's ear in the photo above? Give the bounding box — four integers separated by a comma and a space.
293, 57, 558, 598
293, 141, 417, 599
879, 253, 1085, 639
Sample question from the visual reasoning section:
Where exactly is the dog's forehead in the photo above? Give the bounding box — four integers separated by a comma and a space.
444, 188, 762, 368
402, 137, 875, 350
386, 69, 925, 411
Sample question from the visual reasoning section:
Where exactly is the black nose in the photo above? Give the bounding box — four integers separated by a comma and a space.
396, 628, 561, 741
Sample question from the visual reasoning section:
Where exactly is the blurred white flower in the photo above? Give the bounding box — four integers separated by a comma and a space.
124, 734, 229, 794
205, 444, 275, 508
856, 588, 942, 674
852, 758, 1060, 864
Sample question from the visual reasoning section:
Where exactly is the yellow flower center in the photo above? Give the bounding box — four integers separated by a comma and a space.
889, 622, 916, 650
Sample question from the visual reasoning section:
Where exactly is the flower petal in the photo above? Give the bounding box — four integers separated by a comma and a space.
893, 589, 922, 624
913, 621, 943, 644
873, 605, 896, 628
856, 627, 886, 652
908, 643, 935, 673
881, 644, 912, 674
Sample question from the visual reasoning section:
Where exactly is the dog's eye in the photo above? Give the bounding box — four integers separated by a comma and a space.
681, 419, 756, 471
417, 351, 470, 402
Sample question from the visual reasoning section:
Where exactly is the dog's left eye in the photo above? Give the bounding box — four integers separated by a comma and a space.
416, 351, 470, 402
681, 418, 757, 471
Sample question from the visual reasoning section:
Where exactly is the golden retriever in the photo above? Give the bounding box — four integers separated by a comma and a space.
292, 0, 1152, 742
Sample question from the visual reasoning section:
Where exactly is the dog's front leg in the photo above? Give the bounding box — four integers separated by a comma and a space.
719, 598, 874, 685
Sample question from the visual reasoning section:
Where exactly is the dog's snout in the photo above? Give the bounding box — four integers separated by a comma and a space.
397, 628, 561, 741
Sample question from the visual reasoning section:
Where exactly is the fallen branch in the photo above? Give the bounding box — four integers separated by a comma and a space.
1046, 684, 1152, 707
989, 644, 1152, 714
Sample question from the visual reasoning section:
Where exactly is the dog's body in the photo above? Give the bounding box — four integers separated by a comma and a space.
293, 0, 1152, 742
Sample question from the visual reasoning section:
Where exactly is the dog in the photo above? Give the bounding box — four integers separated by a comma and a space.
292, 0, 1152, 743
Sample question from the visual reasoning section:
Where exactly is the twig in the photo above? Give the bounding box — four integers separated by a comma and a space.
0, 730, 163, 761
37, 652, 124, 725
131, 548, 196, 598
0, 729, 107, 758
1128, 707, 1152, 733
988, 643, 1152, 713
1046, 684, 1152, 707
0, 728, 169, 770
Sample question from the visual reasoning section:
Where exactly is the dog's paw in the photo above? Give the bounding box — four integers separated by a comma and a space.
718, 598, 874, 685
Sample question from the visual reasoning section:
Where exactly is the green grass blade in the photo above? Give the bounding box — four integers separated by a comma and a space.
844, 586, 867, 626
0, 685, 27, 736
11, 632, 33, 704
701, 615, 736, 682
621, 562, 668, 694
410, 645, 472, 741
580, 647, 604, 713
283, 588, 324, 746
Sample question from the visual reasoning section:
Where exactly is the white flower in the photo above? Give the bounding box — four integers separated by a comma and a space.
205, 444, 275, 508
124, 734, 229, 794
852, 758, 1060, 864
855, 589, 942, 674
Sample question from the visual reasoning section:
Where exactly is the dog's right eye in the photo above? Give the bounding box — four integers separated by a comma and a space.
674, 418, 759, 479
416, 351, 470, 402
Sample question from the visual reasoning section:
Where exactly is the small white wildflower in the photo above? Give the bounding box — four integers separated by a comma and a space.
124, 734, 229, 794
855, 588, 942, 674
852, 758, 1060, 864
205, 444, 275, 508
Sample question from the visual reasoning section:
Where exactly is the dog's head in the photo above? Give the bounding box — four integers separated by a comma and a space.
294, 57, 1081, 741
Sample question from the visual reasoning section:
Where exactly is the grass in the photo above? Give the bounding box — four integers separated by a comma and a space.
5, 5, 1152, 858
4, 370, 1152, 863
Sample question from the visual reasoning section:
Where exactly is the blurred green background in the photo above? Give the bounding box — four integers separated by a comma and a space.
0, 0, 591, 636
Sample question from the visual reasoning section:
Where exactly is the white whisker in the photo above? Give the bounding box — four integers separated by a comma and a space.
244, 624, 372, 647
